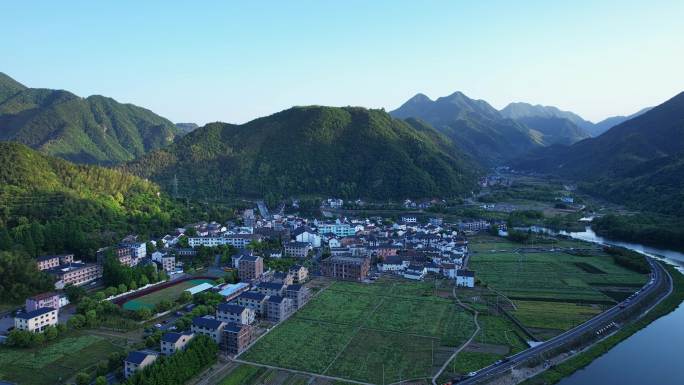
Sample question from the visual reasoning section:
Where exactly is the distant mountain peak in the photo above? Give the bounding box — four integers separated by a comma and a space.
406, 93, 432, 104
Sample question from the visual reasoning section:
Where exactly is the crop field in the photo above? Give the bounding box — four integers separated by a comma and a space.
437, 351, 504, 383
122, 278, 214, 310
242, 279, 510, 384
513, 300, 603, 331
0, 333, 126, 385
469, 250, 647, 303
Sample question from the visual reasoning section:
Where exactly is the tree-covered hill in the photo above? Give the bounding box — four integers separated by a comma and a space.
0, 142, 191, 257
0, 73, 180, 164
390, 92, 543, 165
125, 106, 481, 200
514, 91, 684, 216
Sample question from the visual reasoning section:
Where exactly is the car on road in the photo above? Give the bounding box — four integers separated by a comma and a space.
154, 323, 162, 328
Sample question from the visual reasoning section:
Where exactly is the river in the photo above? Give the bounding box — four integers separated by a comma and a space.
552, 227, 684, 385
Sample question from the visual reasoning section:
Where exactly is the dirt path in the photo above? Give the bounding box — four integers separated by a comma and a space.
431, 287, 482, 385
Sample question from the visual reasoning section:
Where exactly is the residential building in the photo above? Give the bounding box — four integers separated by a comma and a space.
283, 241, 312, 258
217, 282, 250, 302
293, 227, 321, 248
401, 216, 418, 224
458, 220, 490, 232
403, 264, 427, 280
456, 269, 475, 288
266, 295, 293, 323
47, 262, 103, 289
272, 271, 294, 285
289, 264, 308, 283
257, 282, 286, 297
25, 292, 63, 312
285, 284, 311, 309
236, 292, 268, 315
191, 317, 226, 345
124, 351, 158, 379
320, 255, 370, 281
315, 221, 356, 237
238, 255, 264, 280
35, 254, 73, 271
120, 240, 147, 260
152, 251, 175, 272
217, 303, 255, 325
378, 256, 409, 272
14, 307, 58, 333
223, 322, 254, 354
160, 332, 194, 356
188, 234, 264, 248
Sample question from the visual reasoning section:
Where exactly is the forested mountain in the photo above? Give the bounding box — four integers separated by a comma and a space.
126, 106, 480, 200
514, 91, 684, 216
176, 122, 199, 134
590, 107, 652, 137
390, 92, 542, 165
500, 101, 651, 137
0, 73, 180, 164
500, 102, 594, 131
514, 116, 590, 145
0, 142, 191, 258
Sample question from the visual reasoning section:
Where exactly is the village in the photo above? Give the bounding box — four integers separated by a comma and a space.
0, 197, 495, 383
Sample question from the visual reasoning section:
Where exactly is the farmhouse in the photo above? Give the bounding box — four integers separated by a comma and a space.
456, 269, 475, 288
403, 264, 427, 280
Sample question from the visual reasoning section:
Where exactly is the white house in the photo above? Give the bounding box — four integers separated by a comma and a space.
294, 228, 321, 248
378, 256, 409, 272
456, 269, 475, 288
401, 216, 417, 224
403, 264, 426, 280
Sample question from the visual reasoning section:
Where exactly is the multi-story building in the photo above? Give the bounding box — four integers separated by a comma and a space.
320, 255, 370, 281
25, 292, 63, 312
35, 254, 73, 271
188, 234, 264, 248
47, 262, 103, 289
285, 284, 311, 309
191, 317, 226, 345
289, 264, 308, 283
217, 303, 255, 325
283, 241, 312, 258
120, 238, 147, 260
266, 295, 293, 323
272, 271, 294, 285
238, 255, 264, 280
236, 291, 268, 315
124, 351, 158, 379
315, 222, 356, 237
160, 332, 194, 356
456, 269, 475, 288
151, 251, 175, 272
223, 322, 254, 355
257, 282, 286, 297
457, 220, 490, 232
114, 246, 134, 266
14, 307, 58, 333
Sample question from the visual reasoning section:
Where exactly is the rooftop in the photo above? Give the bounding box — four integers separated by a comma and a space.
15, 307, 56, 320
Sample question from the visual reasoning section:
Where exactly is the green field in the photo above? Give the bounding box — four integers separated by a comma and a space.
0, 333, 126, 385
513, 300, 602, 331
242, 279, 520, 384
470, 248, 646, 303
437, 350, 504, 383
469, 236, 647, 340
122, 279, 214, 310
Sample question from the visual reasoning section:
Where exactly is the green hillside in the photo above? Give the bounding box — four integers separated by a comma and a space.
0, 142, 190, 257
0, 73, 180, 164
514, 91, 684, 216
126, 106, 480, 200
515, 116, 590, 145
390, 92, 542, 165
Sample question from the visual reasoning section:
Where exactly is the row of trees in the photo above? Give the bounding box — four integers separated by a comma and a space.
5, 324, 66, 347
125, 335, 218, 385
0, 250, 54, 302
103, 254, 167, 291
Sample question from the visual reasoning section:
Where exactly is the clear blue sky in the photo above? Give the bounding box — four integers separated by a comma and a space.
3, 0, 683, 124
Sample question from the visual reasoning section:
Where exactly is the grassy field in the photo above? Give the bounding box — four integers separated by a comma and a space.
0, 333, 126, 385
437, 351, 504, 383
242, 279, 520, 384
122, 278, 214, 310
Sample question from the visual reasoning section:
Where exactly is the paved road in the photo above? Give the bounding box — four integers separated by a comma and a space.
456, 256, 671, 384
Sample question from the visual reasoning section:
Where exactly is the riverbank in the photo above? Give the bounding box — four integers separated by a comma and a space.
520, 263, 684, 385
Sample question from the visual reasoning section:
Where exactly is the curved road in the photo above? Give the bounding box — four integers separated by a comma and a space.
456, 256, 671, 384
